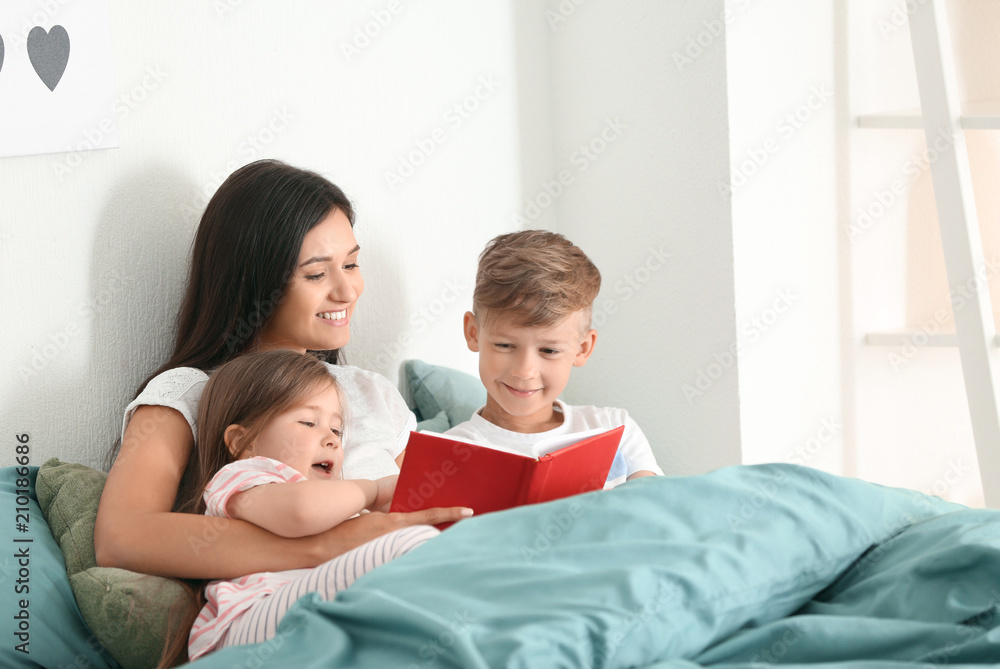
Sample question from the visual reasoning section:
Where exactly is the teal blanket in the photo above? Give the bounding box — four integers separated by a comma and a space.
185, 464, 1000, 668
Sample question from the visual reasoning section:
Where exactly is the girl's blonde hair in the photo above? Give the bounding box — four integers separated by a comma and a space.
174, 349, 342, 515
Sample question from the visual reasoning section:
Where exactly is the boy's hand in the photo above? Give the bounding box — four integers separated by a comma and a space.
371, 475, 398, 512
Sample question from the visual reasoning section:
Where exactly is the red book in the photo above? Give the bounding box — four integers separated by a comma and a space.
389, 425, 624, 523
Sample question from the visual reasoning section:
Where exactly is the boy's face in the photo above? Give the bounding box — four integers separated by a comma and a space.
464, 310, 597, 432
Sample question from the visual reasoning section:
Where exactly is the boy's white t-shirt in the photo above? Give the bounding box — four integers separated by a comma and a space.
443, 400, 663, 488
121, 363, 414, 480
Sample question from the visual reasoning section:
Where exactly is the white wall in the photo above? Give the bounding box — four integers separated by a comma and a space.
1, 0, 522, 469
725, 1, 845, 474
2, 0, 746, 477
541, 0, 743, 475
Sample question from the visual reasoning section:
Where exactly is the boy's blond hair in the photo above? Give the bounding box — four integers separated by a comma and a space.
473, 230, 601, 330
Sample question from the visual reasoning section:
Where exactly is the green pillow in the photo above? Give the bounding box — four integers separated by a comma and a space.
35, 458, 106, 574
36, 459, 188, 669
403, 359, 486, 429
0, 464, 119, 668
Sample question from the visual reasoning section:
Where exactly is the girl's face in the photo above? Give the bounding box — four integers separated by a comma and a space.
243, 382, 344, 480
259, 208, 364, 353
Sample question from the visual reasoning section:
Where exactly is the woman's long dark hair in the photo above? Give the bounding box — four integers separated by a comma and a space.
165, 159, 354, 374
107, 160, 354, 464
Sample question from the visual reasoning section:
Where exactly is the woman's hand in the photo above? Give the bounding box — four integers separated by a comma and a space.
310, 506, 472, 561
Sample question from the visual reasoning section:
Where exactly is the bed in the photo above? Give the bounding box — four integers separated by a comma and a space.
4, 361, 1000, 668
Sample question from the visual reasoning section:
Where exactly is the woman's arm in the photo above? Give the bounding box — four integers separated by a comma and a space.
228, 478, 379, 538
94, 405, 469, 579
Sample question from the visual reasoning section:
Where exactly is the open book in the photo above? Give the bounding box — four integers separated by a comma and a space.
389, 425, 624, 521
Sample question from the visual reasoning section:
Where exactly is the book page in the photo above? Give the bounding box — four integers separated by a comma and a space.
416, 431, 533, 459
530, 426, 610, 458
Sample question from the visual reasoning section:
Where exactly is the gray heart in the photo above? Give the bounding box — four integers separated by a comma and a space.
28, 25, 70, 91
0, 34, 4, 74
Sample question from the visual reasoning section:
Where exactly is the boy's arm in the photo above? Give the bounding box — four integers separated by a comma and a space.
619, 414, 664, 478
228, 479, 378, 538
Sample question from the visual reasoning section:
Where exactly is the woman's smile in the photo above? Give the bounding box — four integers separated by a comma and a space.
317, 309, 349, 326
259, 208, 364, 352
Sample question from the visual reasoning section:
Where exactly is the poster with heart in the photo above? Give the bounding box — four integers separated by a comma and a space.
0, 0, 117, 159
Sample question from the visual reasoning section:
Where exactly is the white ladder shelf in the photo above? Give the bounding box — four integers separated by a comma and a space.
908, 0, 1000, 508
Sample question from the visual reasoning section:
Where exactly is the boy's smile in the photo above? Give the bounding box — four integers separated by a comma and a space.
464, 310, 597, 433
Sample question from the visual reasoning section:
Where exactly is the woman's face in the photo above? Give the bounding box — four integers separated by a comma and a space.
259, 208, 364, 353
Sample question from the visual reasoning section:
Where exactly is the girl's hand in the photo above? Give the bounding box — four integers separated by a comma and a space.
371, 475, 398, 512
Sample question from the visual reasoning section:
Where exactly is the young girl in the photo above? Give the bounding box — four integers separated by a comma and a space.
182, 349, 440, 661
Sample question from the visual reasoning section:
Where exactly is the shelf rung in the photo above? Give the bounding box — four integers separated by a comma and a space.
866, 330, 1000, 347
857, 99, 1000, 130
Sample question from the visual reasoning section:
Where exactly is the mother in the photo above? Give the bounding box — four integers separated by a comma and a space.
95, 160, 467, 579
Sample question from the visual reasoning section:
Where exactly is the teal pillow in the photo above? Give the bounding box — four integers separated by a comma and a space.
403, 359, 486, 429
0, 465, 119, 669
415, 409, 451, 433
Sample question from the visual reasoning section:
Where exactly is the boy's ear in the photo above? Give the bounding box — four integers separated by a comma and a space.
223, 424, 250, 458
573, 329, 598, 367
463, 311, 481, 352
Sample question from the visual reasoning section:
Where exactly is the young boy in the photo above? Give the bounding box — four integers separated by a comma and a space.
445, 230, 662, 487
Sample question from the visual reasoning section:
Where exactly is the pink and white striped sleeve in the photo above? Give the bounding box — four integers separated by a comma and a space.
203, 457, 307, 518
